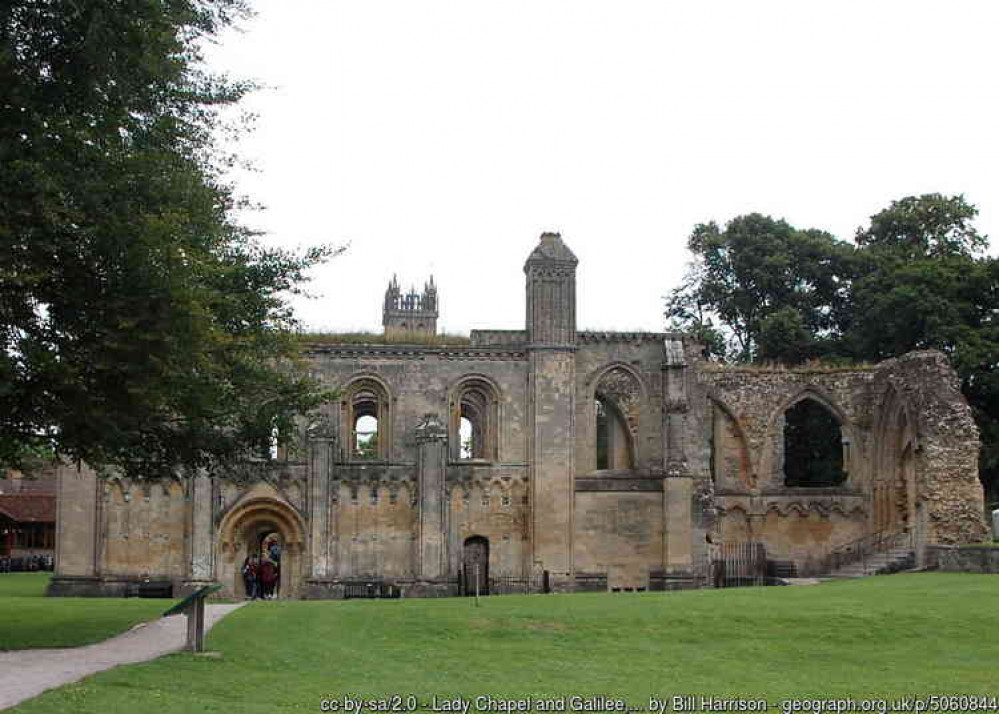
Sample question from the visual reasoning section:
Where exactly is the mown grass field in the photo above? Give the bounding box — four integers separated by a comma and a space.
8, 573, 999, 713
0, 573, 176, 650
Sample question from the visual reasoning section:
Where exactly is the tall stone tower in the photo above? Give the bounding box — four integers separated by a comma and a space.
524, 232, 578, 582
382, 275, 438, 338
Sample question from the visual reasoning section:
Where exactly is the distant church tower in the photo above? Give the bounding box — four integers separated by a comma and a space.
382, 275, 439, 338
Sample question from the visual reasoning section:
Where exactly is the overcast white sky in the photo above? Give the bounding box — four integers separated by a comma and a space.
204, 1, 999, 335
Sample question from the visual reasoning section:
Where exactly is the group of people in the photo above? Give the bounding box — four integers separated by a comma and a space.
241, 540, 281, 600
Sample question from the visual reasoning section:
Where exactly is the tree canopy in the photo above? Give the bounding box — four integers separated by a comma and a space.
667, 194, 999, 505
665, 213, 855, 362
1, 1, 338, 480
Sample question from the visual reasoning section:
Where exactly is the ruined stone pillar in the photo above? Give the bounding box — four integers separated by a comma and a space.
185, 471, 215, 588
307, 414, 336, 578
415, 413, 448, 579
525, 233, 579, 579
661, 337, 693, 570
662, 337, 688, 475
46, 463, 103, 596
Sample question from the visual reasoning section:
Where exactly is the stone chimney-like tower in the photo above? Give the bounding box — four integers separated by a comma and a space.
383, 275, 438, 338
525, 232, 578, 347
524, 232, 578, 583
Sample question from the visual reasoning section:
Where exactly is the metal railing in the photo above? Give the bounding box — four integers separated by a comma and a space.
809, 529, 913, 576
457, 570, 551, 597
718, 541, 769, 587
343, 582, 401, 599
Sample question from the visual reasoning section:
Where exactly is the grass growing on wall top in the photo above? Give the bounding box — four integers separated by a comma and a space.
298, 331, 472, 346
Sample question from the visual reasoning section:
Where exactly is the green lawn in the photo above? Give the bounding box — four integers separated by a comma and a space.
0, 573, 176, 650
8, 573, 999, 713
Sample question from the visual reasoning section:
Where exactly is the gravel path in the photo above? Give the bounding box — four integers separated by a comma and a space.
0, 602, 246, 711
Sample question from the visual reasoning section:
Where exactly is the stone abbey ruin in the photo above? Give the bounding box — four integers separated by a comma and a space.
50, 233, 988, 598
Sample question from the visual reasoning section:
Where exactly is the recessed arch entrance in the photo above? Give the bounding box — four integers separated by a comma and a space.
462, 535, 489, 596
218, 496, 307, 599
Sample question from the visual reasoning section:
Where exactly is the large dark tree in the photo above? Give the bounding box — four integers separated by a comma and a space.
848, 195, 999, 506
667, 195, 999, 506
665, 213, 855, 362
0, 1, 337, 480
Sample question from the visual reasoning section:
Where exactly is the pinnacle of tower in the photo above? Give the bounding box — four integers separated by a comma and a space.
525, 231, 578, 266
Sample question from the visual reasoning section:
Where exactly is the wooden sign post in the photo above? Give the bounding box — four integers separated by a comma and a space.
162, 584, 222, 652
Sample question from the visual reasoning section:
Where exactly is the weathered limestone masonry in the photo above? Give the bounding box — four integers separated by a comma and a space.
48, 234, 988, 599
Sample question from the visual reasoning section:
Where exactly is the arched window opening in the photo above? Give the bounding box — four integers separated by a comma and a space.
343, 378, 390, 461
783, 398, 845, 487
354, 414, 378, 459
593, 366, 640, 471
459, 416, 474, 459
595, 396, 633, 470
451, 377, 499, 461
710, 401, 752, 489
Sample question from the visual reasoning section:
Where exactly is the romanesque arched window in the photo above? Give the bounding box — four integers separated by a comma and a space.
783, 397, 845, 487
450, 377, 499, 461
342, 378, 391, 461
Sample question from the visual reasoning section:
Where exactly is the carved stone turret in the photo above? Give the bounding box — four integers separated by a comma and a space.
524, 232, 577, 349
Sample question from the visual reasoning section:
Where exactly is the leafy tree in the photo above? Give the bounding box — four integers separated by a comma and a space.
667, 195, 999, 503
0, 1, 338, 481
665, 213, 855, 363
848, 195, 999, 505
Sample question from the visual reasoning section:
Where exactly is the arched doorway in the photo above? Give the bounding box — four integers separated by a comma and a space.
872, 394, 919, 536
462, 535, 489, 596
218, 496, 306, 599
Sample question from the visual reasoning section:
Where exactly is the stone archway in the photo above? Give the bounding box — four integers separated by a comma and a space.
462, 535, 489, 595
218, 496, 307, 599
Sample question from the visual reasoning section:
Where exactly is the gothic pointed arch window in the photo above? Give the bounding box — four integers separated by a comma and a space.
782, 396, 846, 487
709, 399, 752, 489
342, 378, 391, 461
450, 377, 500, 461
594, 366, 641, 471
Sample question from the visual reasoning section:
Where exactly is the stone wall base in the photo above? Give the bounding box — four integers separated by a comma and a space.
649, 569, 700, 591
574, 572, 608, 592
46, 575, 184, 598
925, 545, 999, 573
303, 577, 459, 600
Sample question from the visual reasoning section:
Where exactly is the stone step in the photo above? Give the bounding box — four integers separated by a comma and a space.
824, 549, 915, 579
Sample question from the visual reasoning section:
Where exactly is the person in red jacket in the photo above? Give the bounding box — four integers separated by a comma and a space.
241, 555, 259, 600
259, 556, 278, 599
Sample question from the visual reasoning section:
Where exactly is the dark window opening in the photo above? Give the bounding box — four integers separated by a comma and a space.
596, 398, 610, 470
595, 396, 633, 470
783, 398, 845, 487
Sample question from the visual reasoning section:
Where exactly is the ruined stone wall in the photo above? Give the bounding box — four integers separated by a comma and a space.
574, 335, 667, 475
870, 351, 987, 544
306, 345, 530, 464
691, 351, 988, 569
447, 463, 530, 577
101, 479, 186, 578
692, 364, 875, 568
332, 473, 417, 577
574, 490, 663, 589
